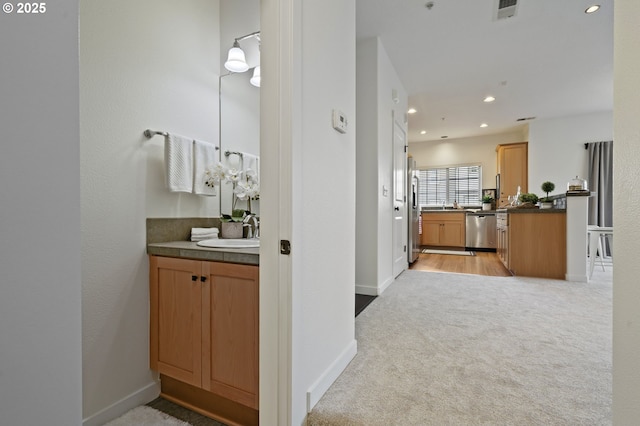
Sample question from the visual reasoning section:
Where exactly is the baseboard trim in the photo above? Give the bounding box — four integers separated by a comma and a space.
378, 276, 394, 294
566, 273, 588, 282
82, 380, 160, 426
306, 339, 357, 413
355, 284, 377, 296
355, 276, 394, 296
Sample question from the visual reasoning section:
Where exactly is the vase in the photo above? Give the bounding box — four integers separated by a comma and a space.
482, 203, 492, 211
540, 202, 553, 209
220, 222, 243, 239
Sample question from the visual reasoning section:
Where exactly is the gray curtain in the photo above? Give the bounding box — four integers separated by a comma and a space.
587, 141, 613, 227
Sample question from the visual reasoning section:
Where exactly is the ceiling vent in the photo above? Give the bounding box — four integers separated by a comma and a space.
494, 0, 519, 21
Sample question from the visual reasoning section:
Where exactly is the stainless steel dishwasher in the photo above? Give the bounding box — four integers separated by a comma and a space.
465, 212, 497, 249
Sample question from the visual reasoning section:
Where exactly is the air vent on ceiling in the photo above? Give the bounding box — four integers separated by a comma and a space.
516, 116, 536, 122
494, 0, 519, 21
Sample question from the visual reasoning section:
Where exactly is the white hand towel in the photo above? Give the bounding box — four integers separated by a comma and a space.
191, 227, 219, 241
242, 153, 260, 180
193, 139, 218, 196
191, 234, 219, 242
164, 134, 193, 193
191, 227, 220, 236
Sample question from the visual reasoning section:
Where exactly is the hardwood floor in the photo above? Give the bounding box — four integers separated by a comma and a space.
410, 250, 512, 277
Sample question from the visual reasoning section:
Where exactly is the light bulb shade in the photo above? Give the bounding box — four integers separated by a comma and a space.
224, 45, 249, 73
250, 66, 261, 87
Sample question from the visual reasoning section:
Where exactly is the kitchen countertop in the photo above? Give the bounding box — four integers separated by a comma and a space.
422, 209, 485, 213
421, 209, 497, 214
147, 241, 259, 265
495, 208, 567, 214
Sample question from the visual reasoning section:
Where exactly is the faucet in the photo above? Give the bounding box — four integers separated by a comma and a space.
243, 214, 260, 239
442, 200, 446, 210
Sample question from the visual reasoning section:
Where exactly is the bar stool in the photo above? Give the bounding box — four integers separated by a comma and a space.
587, 225, 613, 279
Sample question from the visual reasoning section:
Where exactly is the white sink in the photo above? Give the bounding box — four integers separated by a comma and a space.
196, 238, 260, 248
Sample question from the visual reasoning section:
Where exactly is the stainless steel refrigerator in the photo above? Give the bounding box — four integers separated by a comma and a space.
408, 157, 420, 263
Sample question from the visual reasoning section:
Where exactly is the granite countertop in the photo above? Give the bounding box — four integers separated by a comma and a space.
421, 209, 498, 214
147, 241, 259, 265
495, 208, 567, 214
421, 209, 476, 213
146, 218, 259, 266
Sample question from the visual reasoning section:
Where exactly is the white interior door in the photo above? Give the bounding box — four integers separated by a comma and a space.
392, 117, 407, 278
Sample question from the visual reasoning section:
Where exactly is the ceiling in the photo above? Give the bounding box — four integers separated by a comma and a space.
356, 0, 613, 143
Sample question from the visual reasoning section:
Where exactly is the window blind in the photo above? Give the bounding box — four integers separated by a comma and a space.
417, 165, 481, 206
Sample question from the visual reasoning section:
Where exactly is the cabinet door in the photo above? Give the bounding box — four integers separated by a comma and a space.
440, 221, 464, 247
422, 221, 441, 245
201, 262, 259, 409
498, 143, 528, 205
150, 256, 203, 387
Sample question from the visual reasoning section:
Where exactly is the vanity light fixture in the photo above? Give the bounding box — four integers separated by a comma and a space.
483, 96, 496, 103
585, 4, 600, 13
250, 66, 261, 87
480, 123, 488, 128
224, 31, 261, 73
408, 108, 417, 114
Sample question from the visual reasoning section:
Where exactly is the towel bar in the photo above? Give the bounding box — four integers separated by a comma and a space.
144, 129, 219, 150
144, 129, 169, 138
225, 150, 243, 158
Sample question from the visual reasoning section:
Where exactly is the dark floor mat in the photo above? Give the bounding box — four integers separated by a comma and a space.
355, 294, 377, 317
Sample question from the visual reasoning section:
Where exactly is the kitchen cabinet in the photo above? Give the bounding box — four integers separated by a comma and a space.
496, 211, 566, 279
149, 255, 259, 424
496, 212, 509, 267
421, 212, 466, 247
497, 142, 528, 206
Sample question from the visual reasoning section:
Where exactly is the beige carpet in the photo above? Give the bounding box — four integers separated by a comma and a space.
308, 269, 612, 425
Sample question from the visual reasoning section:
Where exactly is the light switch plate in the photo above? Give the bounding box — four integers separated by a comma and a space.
332, 109, 347, 134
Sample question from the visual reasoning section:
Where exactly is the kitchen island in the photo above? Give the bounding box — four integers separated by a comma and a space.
496, 208, 567, 279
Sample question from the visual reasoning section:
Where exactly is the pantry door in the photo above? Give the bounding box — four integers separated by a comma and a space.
392, 117, 407, 278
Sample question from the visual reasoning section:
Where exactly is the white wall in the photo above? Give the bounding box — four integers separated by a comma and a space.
355, 38, 380, 292
291, 0, 357, 423
528, 111, 613, 198
376, 39, 409, 289
613, 0, 640, 422
355, 37, 408, 295
79, 1, 220, 422
0, 1, 83, 424
409, 130, 526, 197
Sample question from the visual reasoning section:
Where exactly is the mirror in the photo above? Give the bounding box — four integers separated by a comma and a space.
219, 70, 260, 217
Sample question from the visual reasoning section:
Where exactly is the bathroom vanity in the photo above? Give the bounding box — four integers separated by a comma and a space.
147, 219, 259, 426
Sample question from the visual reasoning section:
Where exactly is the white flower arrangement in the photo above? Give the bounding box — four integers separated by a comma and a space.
204, 162, 260, 220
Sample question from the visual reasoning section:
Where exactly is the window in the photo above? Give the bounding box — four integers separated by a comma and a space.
417, 165, 482, 206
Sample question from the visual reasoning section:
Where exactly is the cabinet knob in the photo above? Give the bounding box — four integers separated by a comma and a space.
192, 275, 197, 281
200, 276, 207, 282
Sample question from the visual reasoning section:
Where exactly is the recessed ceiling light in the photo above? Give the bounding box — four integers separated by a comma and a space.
480, 123, 488, 128
420, 130, 427, 135
585, 5, 600, 13
483, 96, 496, 103
408, 108, 417, 114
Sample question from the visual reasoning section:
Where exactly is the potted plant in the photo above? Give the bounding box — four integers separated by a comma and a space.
481, 195, 493, 211
219, 208, 248, 238
539, 181, 555, 209
204, 162, 260, 238
518, 192, 539, 207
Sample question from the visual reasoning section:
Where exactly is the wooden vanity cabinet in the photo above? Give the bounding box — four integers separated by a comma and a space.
421, 212, 466, 248
497, 142, 528, 206
149, 255, 259, 423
